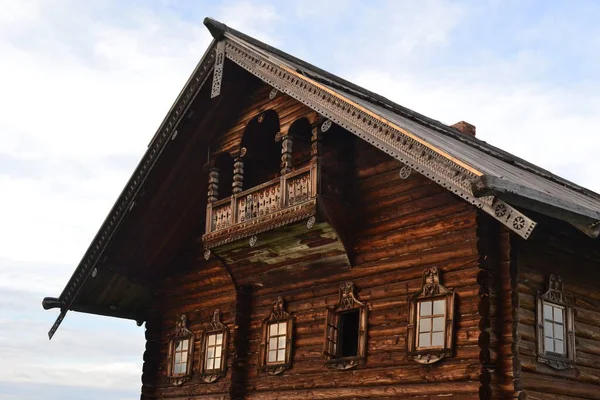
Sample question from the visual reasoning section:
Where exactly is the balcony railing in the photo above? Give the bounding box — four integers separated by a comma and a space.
203, 164, 318, 248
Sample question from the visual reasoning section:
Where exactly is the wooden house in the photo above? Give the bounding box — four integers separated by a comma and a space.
43, 18, 600, 399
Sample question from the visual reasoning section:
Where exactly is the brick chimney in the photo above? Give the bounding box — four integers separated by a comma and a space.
451, 121, 476, 137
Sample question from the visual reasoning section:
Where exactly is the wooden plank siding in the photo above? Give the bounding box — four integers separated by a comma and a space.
514, 220, 600, 400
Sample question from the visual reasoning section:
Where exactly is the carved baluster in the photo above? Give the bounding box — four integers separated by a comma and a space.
208, 167, 219, 203
233, 152, 245, 194
278, 131, 293, 175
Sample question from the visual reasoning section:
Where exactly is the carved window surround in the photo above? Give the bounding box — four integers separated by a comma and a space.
203, 163, 317, 249
259, 296, 294, 375
407, 268, 455, 364
220, 34, 536, 240
166, 314, 195, 386
536, 274, 576, 370
198, 309, 229, 383
323, 282, 368, 370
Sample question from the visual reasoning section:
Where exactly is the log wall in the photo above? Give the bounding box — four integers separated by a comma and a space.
142, 84, 500, 399
514, 219, 600, 400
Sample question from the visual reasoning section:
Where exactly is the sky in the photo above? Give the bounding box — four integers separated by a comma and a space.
1, 0, 600, 399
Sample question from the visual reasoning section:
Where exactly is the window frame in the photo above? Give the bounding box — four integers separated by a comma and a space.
323, 282, 368, 370
198, 309, 229, 383
166, 314, 195, 386
259, 296, 294, 375
407, 267, 455, 364
536, 274, 575, 370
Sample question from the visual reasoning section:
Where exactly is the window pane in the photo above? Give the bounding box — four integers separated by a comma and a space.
207, 347, 214, 359
175, 340, 183, 351
555, 339, 565, 354
214, 357, 221, 369
420, 301, 432, 316
278, 336, 286, 350
279, 322, 287, 335
208, 334, 215, 346
432, 332, 444, 347
180, 360, 187, 371
269, 337, 278, 350
544, 321, 553, 338
433, 299, 445, 315
419, 333, 431, 347
419, 318, 431, 333
268, 350, 277, 362
175, 352, 181, 363
181, 339, 189, 351
554, 323, 564, 340
544, 337, 554, 352
181, 352, 187, 363
278, 349, 286, 362
215, 346, 222, 358
554, 307, 564, 323
269, 323, 276, 337
433, 317, 445, 332
174, 363, 181, 374
206, 358, 214, 370
216, 333, 223, 345
543, 304, 553, 320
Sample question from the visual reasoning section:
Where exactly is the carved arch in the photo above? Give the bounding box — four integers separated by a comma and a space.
240, 110, 281, 188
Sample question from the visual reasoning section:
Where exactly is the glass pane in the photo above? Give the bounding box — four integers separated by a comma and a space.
181, 359, 187, 371
433, 299, 445, 315
278, 336, 286, 349
554, 323, 564, 340
420, 301, 432, 316
268, 350, 277, 362
543, 304, 553, 320
279, 322, 287, 335
544, 321, 553, 338
181, 352, 187, 363
216, 333, 223, 345
554, 307, 564, 323
175, 340, 183, 351
206, 358, 214, 370
432, 332, 444, 347
174, 363, 181, 374
215, 346, 222, 358
433, 317, 445, 332
181, 339, 188, 351
419, 333, 431, 347
214, 357, 221, 369
269, 337, 278, 350
278, 349, 286, 361
419, 318, 431, 333
208, 334, 216, 346
269, 323, 276, 337
555, 339, 565, 354
544, 337, 554, 352
207, 347, 214, 359
175, 352, 181, 363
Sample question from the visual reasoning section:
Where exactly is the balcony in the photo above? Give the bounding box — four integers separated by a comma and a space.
203, 164, 318, 250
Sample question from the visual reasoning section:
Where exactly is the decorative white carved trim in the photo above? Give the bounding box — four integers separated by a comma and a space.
399, 165, 412, 179
269, 88, 278, 99
211, 40, 225, 98
222, 36, 537, 239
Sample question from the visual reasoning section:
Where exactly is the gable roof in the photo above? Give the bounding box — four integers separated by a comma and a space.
43, 17, 600, 339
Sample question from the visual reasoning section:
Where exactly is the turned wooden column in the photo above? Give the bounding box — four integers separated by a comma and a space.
207, 166, 219, 203
278, 131, 293, 175
232, 151, 245, 194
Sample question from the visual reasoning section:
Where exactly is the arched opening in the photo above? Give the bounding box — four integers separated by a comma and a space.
288, 118, 312, 168
214, 152, 233, 200
240, 110, 281, 189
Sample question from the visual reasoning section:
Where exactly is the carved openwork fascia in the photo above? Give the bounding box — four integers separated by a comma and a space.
221, 35, 537, 239
203, 164, 317, 249
323, 282, 368, 370
407, 268, 455, 365
211, 40, 225, 98
47, 40, 219, 339
536, 274, 576, 370
259, 297, 294, 375
167, 314, 195, 386
199, 309, 229, 383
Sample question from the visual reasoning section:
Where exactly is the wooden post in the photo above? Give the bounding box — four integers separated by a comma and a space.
279, 132, 293, 175
233, 153, 244, 194
208, 167, 219, 203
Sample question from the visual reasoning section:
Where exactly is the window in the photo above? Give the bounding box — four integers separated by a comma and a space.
323, 282, 368, 370
167, 314, 194, 386
536, 274, 575, 370
199, 309, 229, 383
259, 296, 293, 374
407, 267, 455, 364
